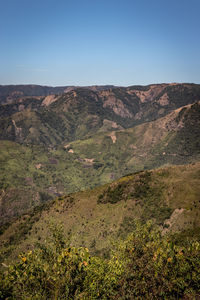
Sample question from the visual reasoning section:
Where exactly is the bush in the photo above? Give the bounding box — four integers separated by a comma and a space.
97, 184, 125, 204
114, 221, 200, 299
0, 223, 90, 299
1, 221, 200, 299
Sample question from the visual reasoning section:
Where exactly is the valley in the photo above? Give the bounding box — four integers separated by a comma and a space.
0, 83, 200, 299
0, 84, 200, 224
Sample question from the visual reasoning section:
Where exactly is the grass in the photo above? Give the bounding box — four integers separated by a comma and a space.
0, 162, 200, 265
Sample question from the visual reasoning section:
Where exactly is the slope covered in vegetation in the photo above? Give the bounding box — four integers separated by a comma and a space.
1, 221, 200, 299
1, 162, 200, 266
0, 101, 199, 224
0, 83, 200, 299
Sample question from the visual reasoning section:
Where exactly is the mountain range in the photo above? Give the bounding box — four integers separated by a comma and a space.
1, 83, 200, 145
0, 82, 200, 264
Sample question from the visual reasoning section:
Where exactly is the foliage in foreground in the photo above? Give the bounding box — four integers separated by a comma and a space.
0, 221, 200, 299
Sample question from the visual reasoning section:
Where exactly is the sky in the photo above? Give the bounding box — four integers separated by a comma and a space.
0, 0, 200, 86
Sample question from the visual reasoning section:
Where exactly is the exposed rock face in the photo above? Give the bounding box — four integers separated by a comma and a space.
101, 91, 133, 118
158, 93, 169, 106
42, 95, 58, 106
64, 144, 70, 149
109, 132, 117, 143
18, 104, 25, 111
100, 119, 124, 132
35, 163, 42, 169
83, 158, 94, 163
12, 119, 23, 140
163, 208, 185, 234
128, 84, 167, 103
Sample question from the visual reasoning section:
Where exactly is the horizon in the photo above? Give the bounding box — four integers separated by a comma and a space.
0, 82, 199, 88
1, 0, 200, 86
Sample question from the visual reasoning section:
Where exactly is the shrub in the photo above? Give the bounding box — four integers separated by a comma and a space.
97, 184, 125, 204
114, 221, 200, 299
0, 223, 90, 299
1, 221, 200, 299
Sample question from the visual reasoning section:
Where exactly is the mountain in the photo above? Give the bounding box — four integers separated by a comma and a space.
0, 100, 199, 225
1, 83, 200, 146
1, 83, 200, 296
0, 84, 116, 105
0, 83, 200, 224
1, 162, 200, 264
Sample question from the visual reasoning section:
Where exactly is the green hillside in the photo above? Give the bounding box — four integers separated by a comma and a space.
0, 83, 200, 298
0, 101, 199, 225
1, 220, 200, 299
1, 162, 200, 265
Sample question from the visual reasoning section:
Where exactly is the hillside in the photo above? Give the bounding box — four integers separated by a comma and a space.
0, 162, 200, 265
0, 83, 200, 299
1, 83, 200, 146
0, 101, 199, 225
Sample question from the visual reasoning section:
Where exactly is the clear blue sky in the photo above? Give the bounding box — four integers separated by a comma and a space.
0, 0, 200, 86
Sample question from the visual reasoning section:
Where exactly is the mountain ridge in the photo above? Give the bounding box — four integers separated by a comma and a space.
1, 83, 200, 146
0, 101, 199, 225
